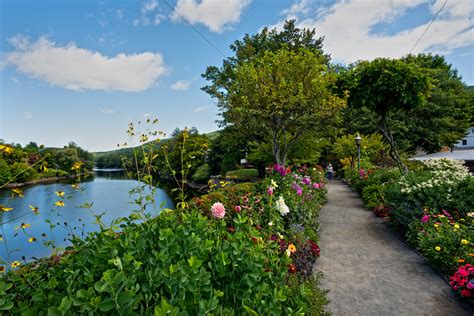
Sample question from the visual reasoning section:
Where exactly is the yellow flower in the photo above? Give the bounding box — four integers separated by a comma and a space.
28, 237, 36, 243
12, 188, 24, 198
453, 224, 460, 229
71, 184, 80, 189
10, 261, 21, 269
0, 144, 14, 154
55, 191, 65, 197
461, 239, 469, 245
288, 243, 297, 253
71, 161, 83, 171
0, 205, 13, 212
15, 223, 31, 230
54, 201, 65, 207
433, 224, 439, 228
29, 205, 39, 215
0, 266, 5, 273
435, 246, 441, 251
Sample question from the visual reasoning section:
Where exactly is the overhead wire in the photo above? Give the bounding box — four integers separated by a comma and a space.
409, 0, 448, 54
161, 0, 227, 58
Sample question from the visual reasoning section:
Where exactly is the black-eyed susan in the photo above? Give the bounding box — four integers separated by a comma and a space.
71, 161, 83, 171
10, 261, 21, 269
28, 237, 36, 243
288, 243, 297, 253
54, 201, 65, 207
12, 188, 24, 198
0, 266, 5, 273
29, 205, 39, 215
0, 205, 13, 212
55, 191, 65, 197
0, 144, 14, 154
15, 223, 31, 230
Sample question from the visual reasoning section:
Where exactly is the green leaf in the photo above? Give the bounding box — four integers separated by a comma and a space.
98, 298, 115, 312
188, 256, 203, 269
59, 297, 72, 312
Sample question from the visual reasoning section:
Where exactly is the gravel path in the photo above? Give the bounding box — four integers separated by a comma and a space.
314, 180, 472, 316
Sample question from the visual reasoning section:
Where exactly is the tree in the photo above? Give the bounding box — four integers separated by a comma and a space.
202, 20, 336, 167
340, 54, 474, 156
223, 48, 345, 165
344, 58, 430, 173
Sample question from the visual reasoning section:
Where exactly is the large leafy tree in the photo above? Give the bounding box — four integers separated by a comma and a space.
202, 20, 343, 166
341, 55, 474, 156
344, 58, 431, 173
222, 48, 345, 165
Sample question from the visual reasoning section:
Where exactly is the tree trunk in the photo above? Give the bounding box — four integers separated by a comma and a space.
380, 117, 407, 174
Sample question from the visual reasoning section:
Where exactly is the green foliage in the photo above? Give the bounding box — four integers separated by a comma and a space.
225, 169, 258, 180
224, 48, 345, 165
8, 162, 38, 183
191, 163, 210, 183
407, 213, 473, 275
0, 158, 12, 186
343, 57, 431, 173
203, 20, 344, 166
0, 166, 329, 314
208, 126, 248, 175
332, 133, 390, 169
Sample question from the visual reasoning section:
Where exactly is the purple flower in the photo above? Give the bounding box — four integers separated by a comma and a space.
297, 189, 303, 196
442, 209, 452, 218
467, 280, 474, 290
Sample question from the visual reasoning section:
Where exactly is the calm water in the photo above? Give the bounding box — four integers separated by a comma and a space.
0, 171, 174, 265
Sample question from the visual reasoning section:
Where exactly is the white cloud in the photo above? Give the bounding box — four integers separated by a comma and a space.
142, 0, 158, 14
23, 112, 33, 119
3, 36, 168, 92
273, 0, 474, 63
100, 107, 116, 114
193, 105, 211, 112
10, 76, 19, 83
171, 0, 251, 33
171, 80, 191, 91
116, 9, 124, 20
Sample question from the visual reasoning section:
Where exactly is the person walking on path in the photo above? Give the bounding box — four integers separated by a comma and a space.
326, 163, 333, 180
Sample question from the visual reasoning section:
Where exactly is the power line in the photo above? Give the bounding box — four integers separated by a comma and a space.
409, 0, 447, 54
161, 0, 227, 58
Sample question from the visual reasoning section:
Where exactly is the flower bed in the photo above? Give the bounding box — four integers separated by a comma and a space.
342, 158, 474, 303
0, 164, 329, 313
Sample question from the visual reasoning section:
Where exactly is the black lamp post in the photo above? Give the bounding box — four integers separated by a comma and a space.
355, 134, 362, 170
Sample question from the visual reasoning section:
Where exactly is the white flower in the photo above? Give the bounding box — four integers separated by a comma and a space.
278, 233, 284, 239
285, 249, 291, 257
276, 196, 290, 216
268, 221, 273, 226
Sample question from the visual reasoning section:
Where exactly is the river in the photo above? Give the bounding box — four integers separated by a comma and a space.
0, 170, 174, 266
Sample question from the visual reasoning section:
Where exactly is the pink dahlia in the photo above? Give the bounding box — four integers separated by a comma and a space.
211, 202, 225, 219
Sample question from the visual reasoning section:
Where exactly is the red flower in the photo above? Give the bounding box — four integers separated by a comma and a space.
288, 264, 297, 274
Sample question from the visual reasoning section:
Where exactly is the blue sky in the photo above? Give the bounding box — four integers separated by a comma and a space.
1, 0, 473, 151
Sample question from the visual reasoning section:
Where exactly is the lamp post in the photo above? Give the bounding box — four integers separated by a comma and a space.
355, 134, 362, 171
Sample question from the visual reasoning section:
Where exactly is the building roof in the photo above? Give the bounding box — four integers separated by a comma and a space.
411, 149, 474, 161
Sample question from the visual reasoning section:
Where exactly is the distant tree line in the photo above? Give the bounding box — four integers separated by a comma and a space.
0, 141, 94, 185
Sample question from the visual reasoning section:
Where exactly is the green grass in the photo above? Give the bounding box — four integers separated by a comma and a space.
225, 168, 258, 179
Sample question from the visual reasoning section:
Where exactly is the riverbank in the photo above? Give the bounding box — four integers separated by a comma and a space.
3, 172, 94, 189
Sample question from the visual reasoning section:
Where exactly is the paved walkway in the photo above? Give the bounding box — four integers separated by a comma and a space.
314, 180, 472, 316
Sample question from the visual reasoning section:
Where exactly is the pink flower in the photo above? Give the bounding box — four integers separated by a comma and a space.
211, 202, 225, 219
313, 183, 320, 189
297, 189, 303, 196
421, 215, 430, 223
234, 205, 241, 213
467, 281, 474, 290
267, 187, 273, 195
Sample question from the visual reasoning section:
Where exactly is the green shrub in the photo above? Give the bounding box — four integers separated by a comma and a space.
9, 162, 38, 183
225, 168, 258, 180
0, 158, 12, 185
191, 163, 210, 183
0, 210, 315, 314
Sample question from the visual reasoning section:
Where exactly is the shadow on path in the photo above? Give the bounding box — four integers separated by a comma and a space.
315, 180, 472, 316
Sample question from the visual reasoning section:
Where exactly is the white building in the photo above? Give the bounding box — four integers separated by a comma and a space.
455, 127, 474, 148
